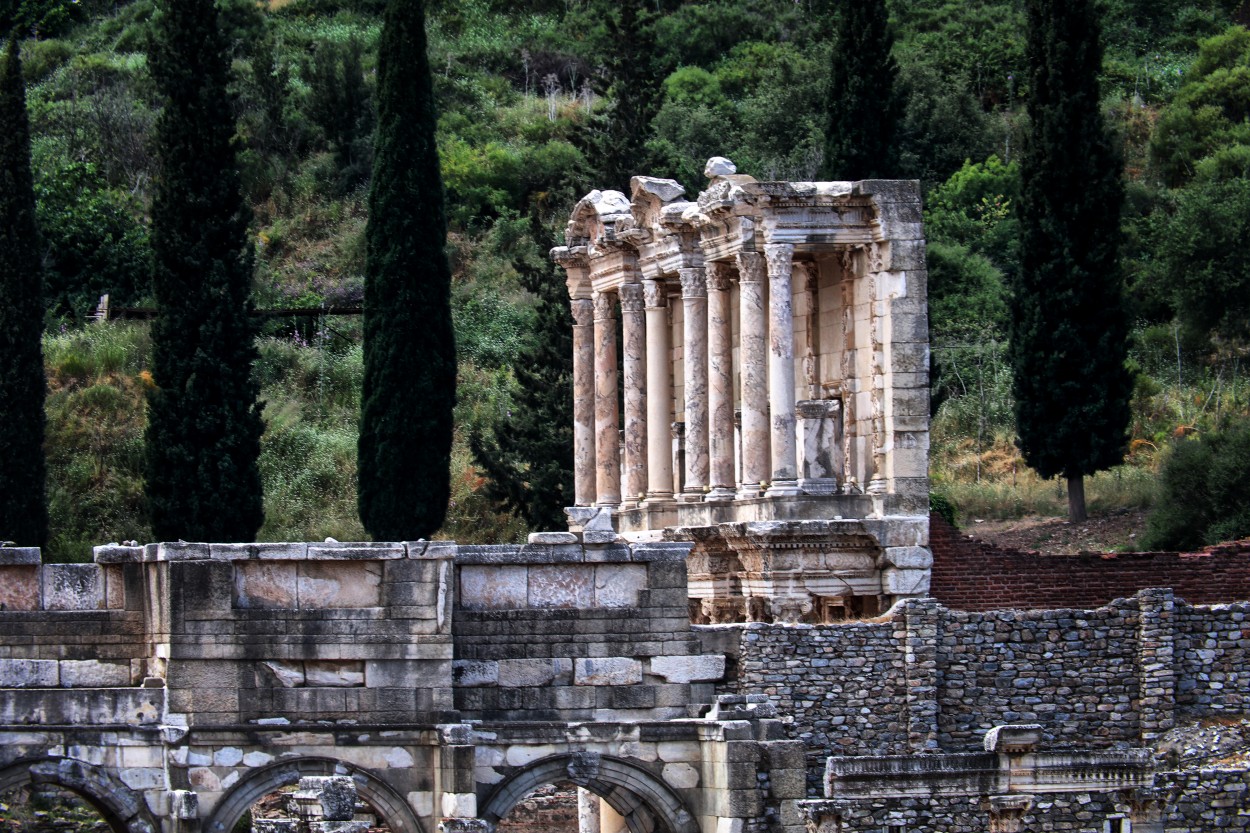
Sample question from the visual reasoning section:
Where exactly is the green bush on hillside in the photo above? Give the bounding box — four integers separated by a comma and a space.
1141, 420, 1250, 550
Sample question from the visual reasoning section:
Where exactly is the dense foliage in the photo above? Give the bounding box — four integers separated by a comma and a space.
1009, 0, 1133, 522
357, 0, 457, 540
144, 0, 265, 542
1142, 422, 1250, 550
11, 0, 1250, 554
0, 38, 48, 547
821, 0, 902, 179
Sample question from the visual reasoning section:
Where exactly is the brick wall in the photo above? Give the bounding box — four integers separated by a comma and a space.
929, 513, 1250, 611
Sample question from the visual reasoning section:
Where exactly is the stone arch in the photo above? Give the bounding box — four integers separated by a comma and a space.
0, 757, 158, 833
481, 754, 697, 833
203, 756, 423, 833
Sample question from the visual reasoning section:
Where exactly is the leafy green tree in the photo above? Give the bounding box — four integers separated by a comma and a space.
1010, 0, 1133, 523
821, 0, 903, 179
358, 0, 457, 541
306, 38, 374, 192
469, 215, 573, 531
1141, 421, 1250, 550
1150, 176, 1250, 342
0, 36, 48, 548
34, 160, 150, 320
1150, 26, 1250, 186
144, 0, 265, 542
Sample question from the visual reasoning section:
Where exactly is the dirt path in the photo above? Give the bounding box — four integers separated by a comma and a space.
962, 508, 1151, 554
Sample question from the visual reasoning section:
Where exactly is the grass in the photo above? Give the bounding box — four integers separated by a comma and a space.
38, 322, 524, 561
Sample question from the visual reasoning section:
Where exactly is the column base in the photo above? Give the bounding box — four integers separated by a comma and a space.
704, 486, 735, 503
867, 478, 888, 495
765, 479, 802, 497
643, 492, 676, 506
736, 483, 763, 500
797, 478, 839, 496
679, 489, 707, 503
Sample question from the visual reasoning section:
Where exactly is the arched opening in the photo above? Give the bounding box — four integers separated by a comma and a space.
203, 757, 422, 833
481, 754, 696, 833
0, 758, 157, 833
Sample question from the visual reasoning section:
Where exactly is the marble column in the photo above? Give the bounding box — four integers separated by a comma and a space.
680, 267, 709, 499
643, 279, 674, 502
765, 243, 801, 495
706, 262, 736, 501
571, 297, 596, 506
619, 282, 647, 507
736, 251, 769, 495
593, 290, 621, 507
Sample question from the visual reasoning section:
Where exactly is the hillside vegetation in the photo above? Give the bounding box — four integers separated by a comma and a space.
13, 0, 1250, 559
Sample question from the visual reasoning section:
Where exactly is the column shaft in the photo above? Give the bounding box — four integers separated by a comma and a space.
571, 298, 596, 506
643, 280, 674, 501
736, 252, 769, 493
706, 262, 735, 500
765, 243, 800, 494
680, 268, 709, 498
592, 291, 621, 507
619, 283, 647, 506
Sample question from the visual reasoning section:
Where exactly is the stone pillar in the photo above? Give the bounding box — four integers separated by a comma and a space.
680, 267, 709, 500
643, 280, 674, 502
577, 787, 600, 833
619, 283, 647, 507
593, 290, 621, 507
736, 251, 769, 495
765, 243, 800, 495
571, 297, 597, 506
706, 262, 736, 501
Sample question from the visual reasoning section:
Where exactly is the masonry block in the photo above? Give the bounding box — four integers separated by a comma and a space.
574, 658, 642, 686
42, 565, 103, 610
60, 659, 131, 688
0, 565, 39, 611
528, 564, 594, 608
459, 565, 528, 610
0, 659, 59, 687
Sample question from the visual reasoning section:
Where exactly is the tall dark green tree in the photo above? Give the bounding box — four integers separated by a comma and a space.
469, 215, 574, 531
821, 0, 903, 180
0, 36, 48, 548
581, 1, 667, 189
145, 0, 264, 542
357, 0, 456, 541
1010, 0, 1132, 523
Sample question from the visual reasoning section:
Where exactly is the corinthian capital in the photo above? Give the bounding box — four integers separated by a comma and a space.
642, 279, 667, 309
736, 251, 764, 284
764, 243, 795, 278
679, 267, 707, 299
705, 261, 733, 293
592, 290, 615, 321
571, 298, 594, 327
619, 282, 645, 313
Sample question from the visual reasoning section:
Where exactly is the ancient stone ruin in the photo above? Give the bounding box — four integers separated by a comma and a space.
0, 160, 1247, 833
551, 158, 930, 625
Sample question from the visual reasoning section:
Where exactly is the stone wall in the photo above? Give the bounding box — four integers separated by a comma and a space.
929, 513, 1250, 610
1174, 601, 1250, 715
1159, 767, 1250, 830
712, 590, 1249, 797
452, 541, 724, 722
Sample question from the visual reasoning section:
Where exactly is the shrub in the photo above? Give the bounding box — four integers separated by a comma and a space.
1141, 420, 1250, 550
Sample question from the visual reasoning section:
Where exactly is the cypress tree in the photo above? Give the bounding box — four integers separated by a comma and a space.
0, 36, 48, 548
357, 0, 456, 541
581, 1, 666, 189
469, 215, 574, 531
145, 0, 264, 542
1010, 0, 1132, 523
821, 0, 903, 180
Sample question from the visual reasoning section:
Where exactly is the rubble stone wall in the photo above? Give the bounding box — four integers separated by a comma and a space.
720, 591, 1247, 796
1159, 767, 1250, 830
1174, 601, 1250, 715
930, 513, 1250, 610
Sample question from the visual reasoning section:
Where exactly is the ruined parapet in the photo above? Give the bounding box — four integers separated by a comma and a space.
551, 157, 931, 622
